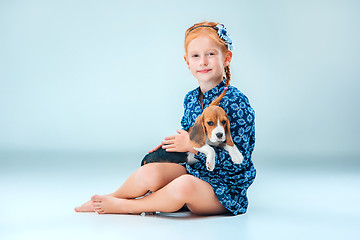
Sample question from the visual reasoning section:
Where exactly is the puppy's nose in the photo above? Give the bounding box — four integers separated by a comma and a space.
216, 133, 223, 139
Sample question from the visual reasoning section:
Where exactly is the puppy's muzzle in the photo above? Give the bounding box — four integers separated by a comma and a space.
216, 132, 223, 139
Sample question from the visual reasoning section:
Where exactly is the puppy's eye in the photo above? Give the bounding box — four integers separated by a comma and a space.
207, 121, 214, 126
221, 120, 227, 125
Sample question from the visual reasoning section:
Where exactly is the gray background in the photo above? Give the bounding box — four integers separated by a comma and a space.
1, 0, 359, 159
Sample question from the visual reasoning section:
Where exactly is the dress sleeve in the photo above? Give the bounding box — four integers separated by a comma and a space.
181, 93, 191, 131
194, 93, 255, 172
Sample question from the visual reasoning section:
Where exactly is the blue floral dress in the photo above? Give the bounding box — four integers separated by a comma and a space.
181, 79, 256, 215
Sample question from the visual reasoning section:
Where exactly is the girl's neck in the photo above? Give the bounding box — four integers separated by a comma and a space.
198, 78, 223, 94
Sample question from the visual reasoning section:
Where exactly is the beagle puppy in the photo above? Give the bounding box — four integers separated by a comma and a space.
189, 105, 243, 171
141, 83, 243, 171
141, 104, 243, 171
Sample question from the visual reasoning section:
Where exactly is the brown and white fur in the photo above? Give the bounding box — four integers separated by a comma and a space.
188, 84, 243, 171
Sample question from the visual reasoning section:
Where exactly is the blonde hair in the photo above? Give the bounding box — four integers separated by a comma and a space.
184, 21, 232, 90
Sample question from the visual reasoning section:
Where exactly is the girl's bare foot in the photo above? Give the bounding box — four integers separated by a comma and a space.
92, 195, 128, 214
75, 200, 95, 212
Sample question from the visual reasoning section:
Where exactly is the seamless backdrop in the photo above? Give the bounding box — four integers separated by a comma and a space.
1, 0, 359, 160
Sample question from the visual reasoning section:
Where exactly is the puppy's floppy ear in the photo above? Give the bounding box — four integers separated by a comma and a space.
224, 116, 235, 147
190, 114, 206, 148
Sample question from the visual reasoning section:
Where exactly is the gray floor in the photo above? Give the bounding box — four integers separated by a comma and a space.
1, 151, 359, 240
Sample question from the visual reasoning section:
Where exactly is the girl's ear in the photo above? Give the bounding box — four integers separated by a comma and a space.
224, 51, 233, 67
184, 55, 190, 69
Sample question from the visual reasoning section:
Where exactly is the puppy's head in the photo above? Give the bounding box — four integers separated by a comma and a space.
202, 106, 229, 143
190, 106, 232, 148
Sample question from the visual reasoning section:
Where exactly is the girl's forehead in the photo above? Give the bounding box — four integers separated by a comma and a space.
187, 36, 222, 51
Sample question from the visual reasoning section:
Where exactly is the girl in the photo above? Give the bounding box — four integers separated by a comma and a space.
75, 21, 256, 216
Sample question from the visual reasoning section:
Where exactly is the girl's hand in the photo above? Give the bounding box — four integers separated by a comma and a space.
161, 130, 197, 154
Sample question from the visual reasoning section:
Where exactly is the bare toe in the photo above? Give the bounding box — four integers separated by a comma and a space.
75, 200, 95, 212
91, 195, 102, 202
92, 195, 127, 214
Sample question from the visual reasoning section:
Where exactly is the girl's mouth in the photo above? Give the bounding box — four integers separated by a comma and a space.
198, 69, 212, 73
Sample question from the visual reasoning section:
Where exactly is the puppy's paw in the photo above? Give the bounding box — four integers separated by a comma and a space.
206, 161, 215, 171
224, 145, 243, 165
195, 145, 216, 171
231, 150, 244, 164
206, 156, 215, 171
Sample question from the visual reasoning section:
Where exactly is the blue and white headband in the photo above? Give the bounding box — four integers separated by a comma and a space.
187, 24, 234, 50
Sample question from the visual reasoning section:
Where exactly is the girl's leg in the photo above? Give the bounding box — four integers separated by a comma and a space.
92, 174, 229, 215
110, 162, 187, 199
75, 163, 187, 212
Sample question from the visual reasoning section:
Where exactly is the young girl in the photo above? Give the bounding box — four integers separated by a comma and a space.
75, 21, 256, 216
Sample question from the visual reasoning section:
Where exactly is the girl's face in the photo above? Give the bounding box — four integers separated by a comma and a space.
185, 36, 231, 89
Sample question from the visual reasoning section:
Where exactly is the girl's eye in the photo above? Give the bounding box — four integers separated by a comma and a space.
207, 121, 214, 126
192, 54, 199, 58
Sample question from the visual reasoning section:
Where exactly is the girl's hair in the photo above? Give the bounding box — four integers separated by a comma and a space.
185, 21, 232, 105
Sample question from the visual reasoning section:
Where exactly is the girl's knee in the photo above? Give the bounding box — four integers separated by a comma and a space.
170, 175, 197, 201
135, 164, 166, 191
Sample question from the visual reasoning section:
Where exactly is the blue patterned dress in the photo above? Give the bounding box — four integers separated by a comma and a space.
181, 79, 256, 215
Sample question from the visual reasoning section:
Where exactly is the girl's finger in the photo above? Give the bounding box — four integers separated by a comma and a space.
165, 148, 177, 152
164, 134, 177, 140
163, 140, 174, 145
162, 143, 175, 149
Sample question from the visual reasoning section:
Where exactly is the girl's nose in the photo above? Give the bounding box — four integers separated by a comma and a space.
200, 56, 208, 66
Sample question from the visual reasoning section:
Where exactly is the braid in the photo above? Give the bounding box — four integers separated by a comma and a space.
210, 65, 231, 106
224, 65, 231, 87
